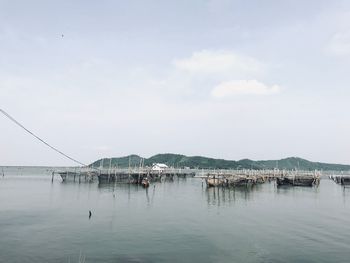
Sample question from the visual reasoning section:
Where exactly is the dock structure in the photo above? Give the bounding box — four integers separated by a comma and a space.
55, 167, 195, 184
55, 166, 322, 188
330, 174, 350, 186
97, 167, 195, 184
56, 167, 98, 183
198, 169, 321, 188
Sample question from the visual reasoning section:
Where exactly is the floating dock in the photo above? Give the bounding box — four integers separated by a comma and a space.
198, 170, 321, 188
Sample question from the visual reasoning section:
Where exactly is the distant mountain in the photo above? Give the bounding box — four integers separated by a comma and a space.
90, 154, 350, 171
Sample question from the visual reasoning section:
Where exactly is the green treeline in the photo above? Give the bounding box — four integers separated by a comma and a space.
90, 154, 350, 171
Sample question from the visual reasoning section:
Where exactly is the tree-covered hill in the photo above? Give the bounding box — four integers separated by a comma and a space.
90, 154, 350, 171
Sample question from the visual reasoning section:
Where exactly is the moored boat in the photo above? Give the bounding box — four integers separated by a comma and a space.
276, 176, 316, 186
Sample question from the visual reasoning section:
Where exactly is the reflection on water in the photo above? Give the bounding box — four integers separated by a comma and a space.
342, 185, 350, 204
204, 184, 265, 206
97, 181, 162, 207
275, 183, 320, 195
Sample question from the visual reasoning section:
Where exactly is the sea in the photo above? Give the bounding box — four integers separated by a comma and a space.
0, 167, 349, 263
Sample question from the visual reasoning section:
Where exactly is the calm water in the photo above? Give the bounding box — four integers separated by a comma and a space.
1, 168, 350, 262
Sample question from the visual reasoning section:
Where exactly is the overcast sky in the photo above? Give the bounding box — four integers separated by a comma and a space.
1, 0, 350, 166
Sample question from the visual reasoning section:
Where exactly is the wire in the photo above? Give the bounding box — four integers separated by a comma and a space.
0, 108, 87, 167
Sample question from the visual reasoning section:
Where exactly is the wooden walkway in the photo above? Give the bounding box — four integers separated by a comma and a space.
55, 167, 321, 187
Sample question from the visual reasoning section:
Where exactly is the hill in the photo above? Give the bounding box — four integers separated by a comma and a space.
90, 154, 350, 171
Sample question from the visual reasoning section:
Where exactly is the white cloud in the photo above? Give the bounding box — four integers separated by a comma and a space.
173, 50, 263, 75
211, 80, 280, 98
328, 30, 350, 56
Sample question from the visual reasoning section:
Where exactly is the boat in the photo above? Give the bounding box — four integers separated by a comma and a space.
276, 176, 316, 186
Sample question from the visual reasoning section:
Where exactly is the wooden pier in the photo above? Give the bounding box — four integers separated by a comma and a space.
55, 168, 98, 183
55, 167, 322, 188
55, 167, 195, 184
197, 169, 321, 188
97, 168, 195, 184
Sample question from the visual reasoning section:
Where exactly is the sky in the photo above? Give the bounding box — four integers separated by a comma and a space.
1, 0, 350, 166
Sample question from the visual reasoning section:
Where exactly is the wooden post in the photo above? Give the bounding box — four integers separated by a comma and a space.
128, 156, 131, 184
138, 158, 142, 184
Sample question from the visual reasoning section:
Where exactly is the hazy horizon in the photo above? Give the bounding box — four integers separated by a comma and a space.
1, 152, 350, 167
1, 0, 350, 166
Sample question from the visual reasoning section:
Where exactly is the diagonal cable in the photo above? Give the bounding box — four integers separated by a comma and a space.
0, 108, 87, 166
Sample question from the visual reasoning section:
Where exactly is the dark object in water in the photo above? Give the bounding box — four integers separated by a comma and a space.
206, 175, 262, 187
331, 175, 350, 186
89, 210, 92, 219
340, 176, 350, 186
276, 176, 316, 187
142, 178, 150, 188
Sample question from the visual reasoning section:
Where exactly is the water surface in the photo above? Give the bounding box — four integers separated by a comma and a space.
0, 168, 350, 262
